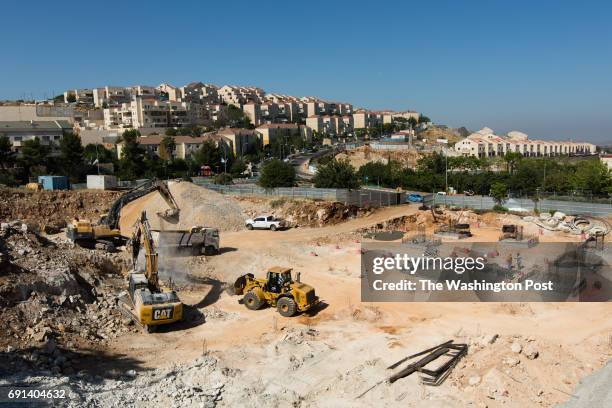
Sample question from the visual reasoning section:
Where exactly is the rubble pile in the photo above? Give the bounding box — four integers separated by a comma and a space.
0, 354, 230, 408
0, 188, 121, 232
0, 221, 134, 362
523, 212, 611, 236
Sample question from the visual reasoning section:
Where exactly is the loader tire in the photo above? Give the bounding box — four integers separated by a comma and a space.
243, 290, 263, 310
277, 297, 296, 317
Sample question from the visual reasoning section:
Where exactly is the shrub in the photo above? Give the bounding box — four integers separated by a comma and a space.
492, 204, 508, 213
270, 198, 287, 209
213, 173, 233, 185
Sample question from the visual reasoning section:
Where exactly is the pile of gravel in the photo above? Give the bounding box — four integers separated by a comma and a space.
119, 181, 245, 234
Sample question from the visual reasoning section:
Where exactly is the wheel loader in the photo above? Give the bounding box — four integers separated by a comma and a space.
118, 211, 183, 332
233, 267, 319, 317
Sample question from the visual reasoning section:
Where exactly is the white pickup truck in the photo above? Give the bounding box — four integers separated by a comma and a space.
245, 215, 286, 231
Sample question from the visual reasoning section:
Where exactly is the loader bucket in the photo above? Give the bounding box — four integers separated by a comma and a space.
233, 273, 254, 296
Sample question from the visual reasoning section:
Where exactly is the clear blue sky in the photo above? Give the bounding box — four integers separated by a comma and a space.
1, 0, 611, 144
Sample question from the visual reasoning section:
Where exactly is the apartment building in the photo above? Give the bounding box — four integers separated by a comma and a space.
64, 89, 94, 105
306, 115, 354, 136
454, 128, 597, 158
0, 120, 72, 153
116, 135, 213, 160
243, 102, 301, 126
217, 85, 265, 106
180, 82, 219, 104
103, 98, 194, 130
303, 100, 353, 117
157, 83, 182, 102
215, 128, 259, 156
352, 110, 383, 129
92, 86, 133, 108
255, 123, 312, 146
601, 154, 612, 170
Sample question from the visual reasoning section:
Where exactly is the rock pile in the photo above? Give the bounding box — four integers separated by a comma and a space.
0, 221, 133, 357
0, 354, 230, 408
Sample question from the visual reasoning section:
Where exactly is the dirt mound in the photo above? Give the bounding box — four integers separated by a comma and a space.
0, 188, 121, 232
236, 196, 374, 228
119, 181, 245, 235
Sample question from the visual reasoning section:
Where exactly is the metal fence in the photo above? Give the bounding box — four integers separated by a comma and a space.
432, 195, 612, 216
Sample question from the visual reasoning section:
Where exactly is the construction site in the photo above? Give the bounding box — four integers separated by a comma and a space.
1, 181, 611, 407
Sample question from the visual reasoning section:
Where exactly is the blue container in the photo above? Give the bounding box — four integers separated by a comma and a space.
37, 176, 69, 191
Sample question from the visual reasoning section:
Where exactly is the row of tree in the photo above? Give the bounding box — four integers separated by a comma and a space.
307, 152, 612, 198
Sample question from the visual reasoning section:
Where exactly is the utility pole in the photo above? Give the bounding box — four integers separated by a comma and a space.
96, 144, 100, 175
445, 149, 448, 194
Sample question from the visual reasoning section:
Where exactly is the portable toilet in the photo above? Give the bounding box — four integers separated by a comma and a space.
37, 175, 69, 191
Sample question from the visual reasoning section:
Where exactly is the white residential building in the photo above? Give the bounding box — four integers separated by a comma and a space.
454, 128, 597, 158
103, 98, 194, 130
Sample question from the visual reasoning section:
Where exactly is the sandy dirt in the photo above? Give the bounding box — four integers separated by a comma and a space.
4, 186, 611, 406
103, 203, 612, 407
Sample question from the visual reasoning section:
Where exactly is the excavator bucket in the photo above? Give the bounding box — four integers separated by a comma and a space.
233, 273, 254, 296
157, 208, 180, 220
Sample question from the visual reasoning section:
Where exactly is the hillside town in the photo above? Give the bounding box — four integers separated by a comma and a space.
1, 84, 611, 408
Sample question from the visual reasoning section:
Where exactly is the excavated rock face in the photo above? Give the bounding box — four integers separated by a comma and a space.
0, 188, 121, 231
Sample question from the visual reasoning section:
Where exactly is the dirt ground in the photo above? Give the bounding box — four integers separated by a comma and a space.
106, 204, 611, 407
2, 188, 611, 407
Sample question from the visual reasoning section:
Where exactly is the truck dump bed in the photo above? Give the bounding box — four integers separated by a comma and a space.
153, 228, 220, 255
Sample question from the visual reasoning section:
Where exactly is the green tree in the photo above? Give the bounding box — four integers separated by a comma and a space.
159, 136, 176, 161
230, 158, 247, 176
503, 152, 522, 174
490, 182, 508, 205
83, 144, 115, 165
59, 132, 85, 182
193, 140, 222, 170
418, 115, 431, 123
258, 159, 296, 188
165, 128, 178, 136
0, 136, 16, 171
571, 159, 611, 195
313, 159, 361, 189
19, 138, 50, 178
214, 105, 253, 129
117, 130, 145, 180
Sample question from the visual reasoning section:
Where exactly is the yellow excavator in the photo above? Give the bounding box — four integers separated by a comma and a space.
66, 180, 179, 250
119, 211, 183, 332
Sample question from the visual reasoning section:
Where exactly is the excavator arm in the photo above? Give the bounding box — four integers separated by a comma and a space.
103, 180, 180, 230
130, 211, 160, 292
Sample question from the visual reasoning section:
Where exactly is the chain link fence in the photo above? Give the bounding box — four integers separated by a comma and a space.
431, 195, 612, 216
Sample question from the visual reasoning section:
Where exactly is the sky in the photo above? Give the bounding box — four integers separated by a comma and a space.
1, 0, 611, 144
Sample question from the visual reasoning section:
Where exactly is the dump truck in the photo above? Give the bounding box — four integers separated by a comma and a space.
119, 211, 183, 333
153, 227, 220, 255
66, 180, 179, 251
233, 266, 319, 317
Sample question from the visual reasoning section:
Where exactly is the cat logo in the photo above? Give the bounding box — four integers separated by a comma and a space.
152, 307, 173, 320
